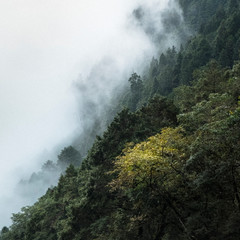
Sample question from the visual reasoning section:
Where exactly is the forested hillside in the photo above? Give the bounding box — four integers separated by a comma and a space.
1, 0, 240, 239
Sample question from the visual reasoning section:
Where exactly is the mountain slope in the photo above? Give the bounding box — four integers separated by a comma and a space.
1, 0, 240, 239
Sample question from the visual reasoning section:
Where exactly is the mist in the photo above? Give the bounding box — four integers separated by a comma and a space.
0, 0, 188, 228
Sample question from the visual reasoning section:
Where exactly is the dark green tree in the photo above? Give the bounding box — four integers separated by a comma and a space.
57, 146, 81, 170
128, 73, 143, 111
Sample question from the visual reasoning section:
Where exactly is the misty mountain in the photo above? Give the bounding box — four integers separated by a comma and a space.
132, 1, 189, 48
1, 0, 240, 239
16, 146, 82, 204
12, 0, 192, 210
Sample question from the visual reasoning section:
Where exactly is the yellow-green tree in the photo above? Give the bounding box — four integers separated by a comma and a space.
110, 127, 188, 191
109, 127, 196, 240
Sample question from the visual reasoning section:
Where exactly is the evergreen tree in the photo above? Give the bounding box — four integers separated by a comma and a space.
57, 146, 81, 170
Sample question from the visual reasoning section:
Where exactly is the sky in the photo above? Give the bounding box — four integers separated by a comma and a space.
0, 0, 185, 227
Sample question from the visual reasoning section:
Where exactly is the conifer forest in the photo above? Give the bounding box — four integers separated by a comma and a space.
1, 0, 240, 239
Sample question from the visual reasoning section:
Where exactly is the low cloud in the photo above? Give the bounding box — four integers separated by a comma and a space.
0, 0, 188, 227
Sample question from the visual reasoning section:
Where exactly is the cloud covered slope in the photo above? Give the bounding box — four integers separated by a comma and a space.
0, 0, 187, 227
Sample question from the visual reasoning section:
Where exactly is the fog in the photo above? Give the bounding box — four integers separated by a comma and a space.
0, 0, 188, 228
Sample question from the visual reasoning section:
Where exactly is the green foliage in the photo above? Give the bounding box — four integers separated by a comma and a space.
57, 146, 82, 170
128, 73, 143, 111
110, 127, 187, 190
3, 2, 240, 240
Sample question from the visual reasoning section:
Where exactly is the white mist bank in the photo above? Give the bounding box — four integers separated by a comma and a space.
0, 0, 187, 227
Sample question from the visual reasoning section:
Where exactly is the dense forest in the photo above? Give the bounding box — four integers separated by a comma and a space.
1, 0, 240, 239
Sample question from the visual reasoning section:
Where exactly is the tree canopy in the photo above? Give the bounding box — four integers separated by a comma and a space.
2, 1, 240, 239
